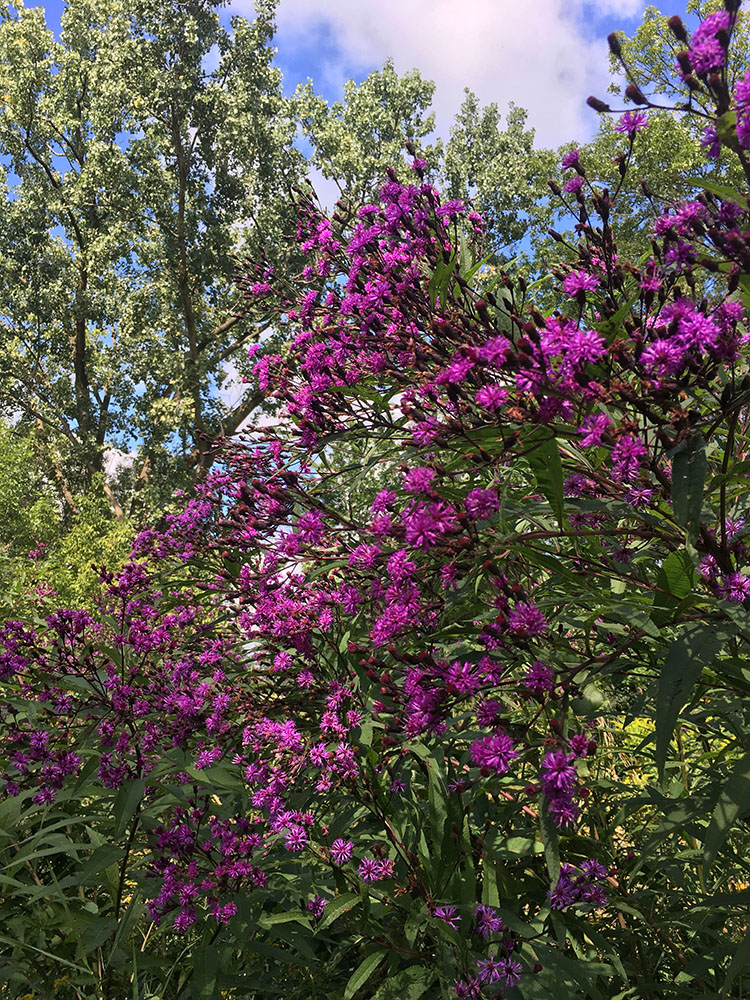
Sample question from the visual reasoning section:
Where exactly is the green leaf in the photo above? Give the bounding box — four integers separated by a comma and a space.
191, 944, 219, 1000
258, 910, 312, 929
703, 752, 750, 875
79, 916, 117, 956
722, 927, 750, 996
523, 427, 564, 528
371, 966, 433, 999
540, 795, 560, 887
656, 624, 722, 778
687, 174, 746, 206
671, 434, 707, 542
655, 550, 695, 601
317, 892, 361, 932
113, 778, 145, 837
78, 845, 126, 881
344, 950, 387, 1000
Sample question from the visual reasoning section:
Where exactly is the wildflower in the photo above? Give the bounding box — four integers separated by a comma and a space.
329, 839, 354, 865
465, 487, 499, 520
306, 895, 327, 917
507, 601, 548, 637
578, 413, 612, 448
470, 732, 518, 775
433, 905, 461, 928
562, 270, 599, 297
615, 111, 649, 136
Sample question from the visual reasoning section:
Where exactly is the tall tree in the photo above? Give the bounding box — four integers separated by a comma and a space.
0, 0, 303, 513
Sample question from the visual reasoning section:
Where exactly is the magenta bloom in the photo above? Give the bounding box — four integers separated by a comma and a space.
562, 270, 599, 297
358, 858, 381, 882
465, 488, 499, 520
578, 412, 612, 448
508, 601, 548, 637
564, 175, 585, 194
615, 111, 649, 136
561, 148, 580, 169
329, 838, 353, 864
718, 572, 750, 603
403, 466, 437, 493
306, 895, 327, 917
470, 732, 518, 774
474, 385, 508, 410
433, 904, 462, 928
541, 750, 577, 792
476, 950, 504, 985
284, 826, 308, 851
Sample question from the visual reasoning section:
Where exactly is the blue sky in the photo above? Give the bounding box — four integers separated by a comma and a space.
33, 0, 660, 151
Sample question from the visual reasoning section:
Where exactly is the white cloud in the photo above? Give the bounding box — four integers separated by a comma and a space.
228, 0, 653, 148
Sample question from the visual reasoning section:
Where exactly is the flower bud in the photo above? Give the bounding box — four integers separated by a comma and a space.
667, 15, 689, 43
607, 32, 622, 58
625, 83, 648, 106
676, 50, 692, 75
586, 96, 610, 112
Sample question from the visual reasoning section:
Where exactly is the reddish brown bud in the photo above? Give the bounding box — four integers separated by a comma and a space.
625, 83, 648, 106
667, 15, 689, 43
607, 32, 622, 58
586, 96, 611, 113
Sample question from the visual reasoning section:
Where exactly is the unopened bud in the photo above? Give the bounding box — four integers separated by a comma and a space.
667, 15, 689, 43
586, 96, 611, 113
607, 32, 622, 58
548, 179, 562, 196
625, 83, 648, 106
676, 50, 692, 75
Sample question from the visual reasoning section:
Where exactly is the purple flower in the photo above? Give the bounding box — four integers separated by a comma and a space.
357, 858, 381, 882
474, 904, 505, 939
284, 826, 308, 851
564, 175, 585, 194
403, 466, 437, 493
404, 501, 458, 550
610, 434, 648, 483
465, 488, 499, 520
498, 956, 522, 987
521, 660, 554, 696
470, 732, 518, 775
561, 148, 580, 169
433, 904, 462, 928
476, 950, 504, 985
562, 270, 599, 297
718, 572, 750, 603
474, 385, 508, 411
358, 857, 394, 882
306, 895, 327, 917
640, 339, 685, 376
615, 111, 649, 136
507, 601, 548, 637
541, 750, 577, 792
578, 413, 612, 448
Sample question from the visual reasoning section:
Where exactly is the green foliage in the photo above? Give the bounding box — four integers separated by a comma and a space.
0, 0, 303, 509
0, 422, 58, 557
294, 59, 441, 210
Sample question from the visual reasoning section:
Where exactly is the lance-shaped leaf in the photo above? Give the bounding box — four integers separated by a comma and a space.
656, 624, 722, 778
703, 752, 750, 876
671, 434, 707, 542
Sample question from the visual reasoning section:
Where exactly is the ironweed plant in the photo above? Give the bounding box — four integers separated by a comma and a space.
3, 2, 750, 997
